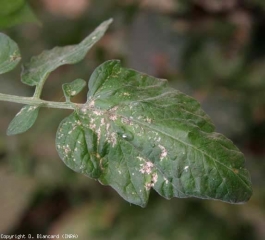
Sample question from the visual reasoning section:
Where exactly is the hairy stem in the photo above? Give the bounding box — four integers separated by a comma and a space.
0, 93, 77, 110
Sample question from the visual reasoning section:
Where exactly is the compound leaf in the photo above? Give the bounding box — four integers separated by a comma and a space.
0, 33, 21, 74
62, 78, 86, 102
56, 60, 252, 207
21, 19, 112, 87
7, 105, 40, 136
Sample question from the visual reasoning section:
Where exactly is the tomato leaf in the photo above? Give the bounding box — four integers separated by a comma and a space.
0, 33, 21, 74
7, 105, 40, 136
56, 60, 252, 207
62, 78, 86, 102
21, 19, 112, 88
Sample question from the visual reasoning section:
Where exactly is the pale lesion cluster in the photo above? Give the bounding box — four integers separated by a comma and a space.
75, 99, 173, 193
138, 157, 159, 190
136, 140, 171, 191
9, 51, 21, 62
158, 144, 167, 160
79, 98, 170, 177
145, 117, 152, 124
71, 90, 77, 96
108, 106, 118, 121
80, 99, 102, 116
15, 105, 38, 116
61, 144, 71, 155
57, 118, 83, 161
145, 172, 158, 190
139, 160, 154, 174
78, 102, 120, 148
67, 119, 82, 134
121, 116, 134, 126
27, 106, 38, 111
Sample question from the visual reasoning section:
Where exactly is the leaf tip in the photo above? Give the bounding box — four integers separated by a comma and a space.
6, 129, 14, 136
107, 18, 113, 23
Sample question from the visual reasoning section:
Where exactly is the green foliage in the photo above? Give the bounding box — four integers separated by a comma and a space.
0, 33, 21, 74
0, 0, 39, 29
0, 19, 253, 207
56, 60, 252, 207
62, 79, 86, 102
7, 105, 40, 136
21, 19, 112, 89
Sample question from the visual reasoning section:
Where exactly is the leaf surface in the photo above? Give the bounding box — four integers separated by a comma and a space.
0, 33, 21, 74
7, 105, 40, 136
56, 60, 252, 207
21, 19, 112, 87
62, 78, 86, 101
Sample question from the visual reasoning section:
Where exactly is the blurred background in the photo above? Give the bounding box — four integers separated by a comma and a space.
0, 0, 265, 239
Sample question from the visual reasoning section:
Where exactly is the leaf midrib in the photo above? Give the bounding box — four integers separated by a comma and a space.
118, 113, 251, 192
86, 94, 249, 191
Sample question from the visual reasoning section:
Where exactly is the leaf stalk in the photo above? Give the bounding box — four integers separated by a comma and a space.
0, 93, 77, 110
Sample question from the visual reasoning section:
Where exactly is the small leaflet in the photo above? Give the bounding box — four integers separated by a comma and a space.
21, 19, 113, 87
0, 33, 21, 74
7, 105, 40, 136
62, 78, 86, 102
56, 60, 252, 207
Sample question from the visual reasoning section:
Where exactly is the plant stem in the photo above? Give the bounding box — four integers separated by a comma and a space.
33, 76, 47, 98
0, 93, 77, 110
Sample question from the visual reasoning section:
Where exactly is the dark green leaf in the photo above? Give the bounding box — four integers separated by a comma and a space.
21, 19, 113, 87
0, 2, 39, 29
62, 78, 86, 102
56, 60, 252, 207
0, 33, 21, 74
7, 105, 40, 136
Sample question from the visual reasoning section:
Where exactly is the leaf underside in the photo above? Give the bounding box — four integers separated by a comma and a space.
0, 33, 21, 74
21, 19, 113, 87
56, 60, 252, 207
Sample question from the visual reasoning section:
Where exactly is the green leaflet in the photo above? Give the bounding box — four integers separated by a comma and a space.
62, 78, 86, 102
0, 33, 21, 74
0, 1, 39, 29
56, 60, 252, 207
7, 105, 40, 136
21, 19, 113, 88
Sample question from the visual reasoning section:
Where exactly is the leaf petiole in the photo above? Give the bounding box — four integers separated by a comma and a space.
0, 92, 78, 110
